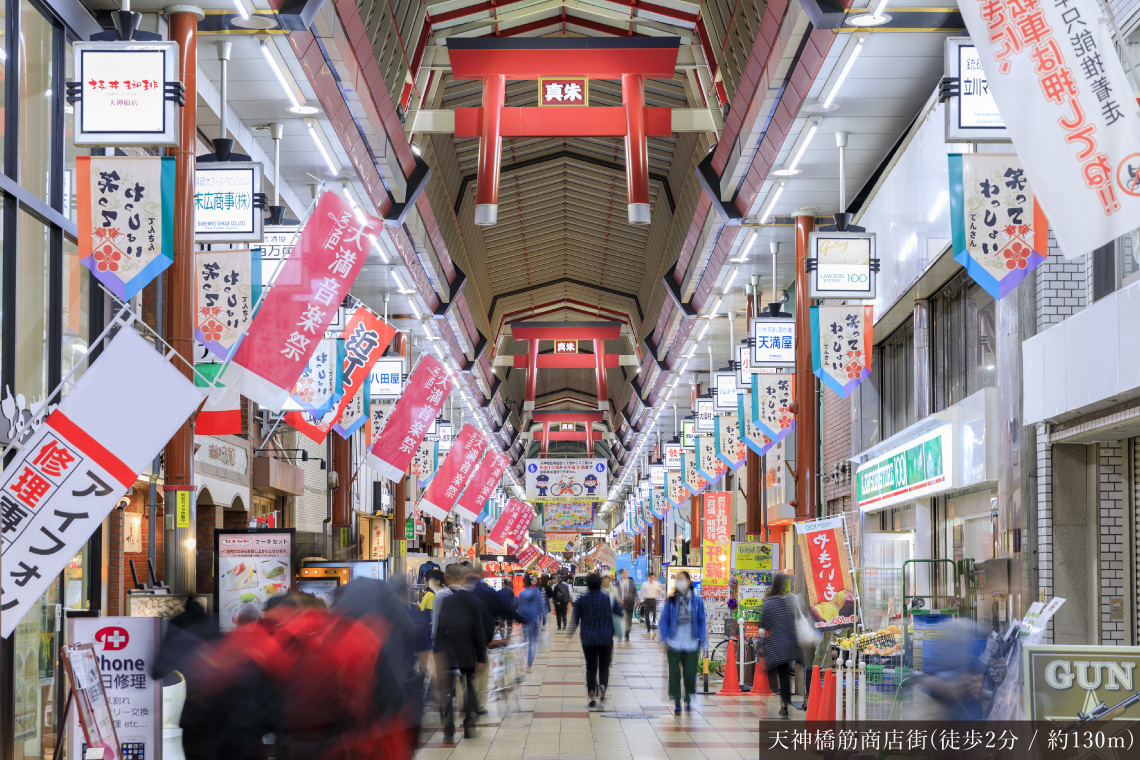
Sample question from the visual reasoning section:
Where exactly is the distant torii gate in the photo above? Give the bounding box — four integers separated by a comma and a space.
511, 321, 622, 412
448, 37, 681, 226
531, 410, 607, 456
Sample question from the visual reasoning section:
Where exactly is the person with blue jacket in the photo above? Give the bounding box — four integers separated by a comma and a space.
658, 570, 706, 714
517, 574, 547, 668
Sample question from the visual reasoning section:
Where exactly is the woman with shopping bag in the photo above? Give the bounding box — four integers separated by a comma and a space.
758, 573, 817, 718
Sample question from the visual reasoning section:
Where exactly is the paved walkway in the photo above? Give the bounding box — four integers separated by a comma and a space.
416, 620, 799, 759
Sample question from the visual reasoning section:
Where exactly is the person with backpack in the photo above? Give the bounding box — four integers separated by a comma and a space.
658, 570, 706, 715
552, 575, 572, 629
517, 575, 547, 668
433, 563, 490, 741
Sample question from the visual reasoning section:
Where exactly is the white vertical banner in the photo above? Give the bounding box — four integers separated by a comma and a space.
958, 0, 1140, 255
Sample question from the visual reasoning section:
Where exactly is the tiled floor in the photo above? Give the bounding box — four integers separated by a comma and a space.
415, 622, 800, 759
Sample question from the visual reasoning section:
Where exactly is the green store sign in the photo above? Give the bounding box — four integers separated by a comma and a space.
856, 426, 951, 511
406, 517, 415, 541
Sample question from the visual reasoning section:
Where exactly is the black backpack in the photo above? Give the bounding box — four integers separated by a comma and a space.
554, 582, 571, 605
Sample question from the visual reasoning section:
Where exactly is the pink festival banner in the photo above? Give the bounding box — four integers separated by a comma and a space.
417, 424, 488, 521
489, 499, 533, 549
221, 191, 380, 410
517, 544, 541, 568
454, 450, 507, 522
368, 355, 453, 482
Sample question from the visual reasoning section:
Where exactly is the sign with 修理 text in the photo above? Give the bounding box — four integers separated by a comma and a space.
809, 232, 876, 299
538, 77, 588, 106
750, 318, 795, 368
194, 163, 264, 243
958, 0, 1140, 256
945, 38, 1007, 141
856, 424, 953, 512
73, 41, 178, 146
525, 458, 607, 502
795, 515, 857, 631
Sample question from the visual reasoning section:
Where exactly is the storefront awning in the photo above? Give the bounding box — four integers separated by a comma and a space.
195, 472, 249, 511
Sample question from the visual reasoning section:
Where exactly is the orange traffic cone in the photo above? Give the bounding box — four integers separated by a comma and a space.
717, 639, 748, 696
750, 655, 774, 696
819, 670, 836, 723
805, 665, 821, 720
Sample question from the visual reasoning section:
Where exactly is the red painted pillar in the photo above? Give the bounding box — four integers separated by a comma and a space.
690, 495, 701, 550
593, 338, 608, 412
541, 421, 550, 456
585, 424, 593, 455
621, 73, 650, 225
474, 74, 506, 226
525, 338, 539, 410
794, 213, 818, 521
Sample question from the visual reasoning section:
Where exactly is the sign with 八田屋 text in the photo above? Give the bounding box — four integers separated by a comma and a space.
809, 232, 876, 299
0, 328, 205, 637
554, 340, 578, 354
72, 41, 178, 146
525, 458, 607, 502
795, 515, 857, 631
538, 77, 588, 106
417, 424, 487, 521
368, 355, 454, 483
957, 0, 1140, 257
750, 318, 795, 368
194, 162, 263, 243
856, 424, 953, 512
220, 190, 378, 411
369, 357, 404, 398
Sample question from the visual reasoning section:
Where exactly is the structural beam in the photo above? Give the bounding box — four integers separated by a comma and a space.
447, 36, 681, 80
511, 320, 623, 341
497, 354, 639, 368
524, 338, 540, 410
593, 338, 609, 411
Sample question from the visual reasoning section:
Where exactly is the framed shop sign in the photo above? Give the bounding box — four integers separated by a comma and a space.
194, 162, 264, 243
750, 318, 795, 368
808, 232, 876, 299
72, 41, 179, 146
944, 38, 1008, 143
214, 528, 295, 632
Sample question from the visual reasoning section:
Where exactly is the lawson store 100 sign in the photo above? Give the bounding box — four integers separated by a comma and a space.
525, 458, 608, 502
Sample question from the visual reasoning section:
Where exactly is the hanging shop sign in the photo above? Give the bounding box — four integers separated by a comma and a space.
554, 340, 578, 354
1023, 644, 1140, 721
222, 190, 378, 411
701, 492, 731, 601
67, 617, 161, 760
949, 153, 1049, 299
194, 248, 257, 361
713, 412, 747, 471
649, 463, 665, 487
538, 77, 588, 106
664, 444, 684, 470
681, 451, 708, 497
682, 420, 697, 448
810, 304, 874, 398
411, 440, 439, 488
736, 346, 777, 386
525, 458, 607, 502
436, 422, 455, 454
695, 436, 728, 484
795, 515, 857, 631
732, 541, 779, 572
368, 355, 454, 482
665, 469, 689, 507
194, 162, 264, 243
418, 424, 488, 521
713, 371, 740, 412
78, 156, 175, 301
288, 338, 341, 417
751, 373, 794, 443
856, 423, 953, 512
0, 329, 204, 636
260, 224, 301, 286
329, 308, 396, 432
214, 529, 293, 632
71, 41, 179, 146
958, 0, 1140, 257
750, 317, 795, 368
546, 532, 578, 553
369, 357, 404, 398
694, 398, 716, 432
944, 38, 1007, 142
808, 232, 876, 299
454, 450, 507, 522
737, 395, 774, 457
543, 502, 595, 531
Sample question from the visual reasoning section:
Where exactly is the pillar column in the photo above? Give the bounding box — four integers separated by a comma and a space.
621, 73, 650, 225
474, 74, 505, 226
332, 433, 352, 559
541, 421, 550, 456
690, 495, 701, 550
163, 6, 204, 595
746, 283, 762, 534
524, 338, 539, 410
794, 212, 818, 521
392, 333, 408, 575
593, 338, 608, 411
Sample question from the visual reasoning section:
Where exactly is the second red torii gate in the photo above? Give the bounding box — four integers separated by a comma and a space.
447, 37, 681, 226
511, 321, 622, 412
531, 410, 607, 456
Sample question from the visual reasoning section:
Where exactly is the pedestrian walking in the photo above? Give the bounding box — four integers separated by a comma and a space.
758, 573, 804, 718
641, 573, 662, 634
538, 575, 553, 629
658, 570, 706, 715
433, 564, 490, 741
517, 574, 547, 669
601, 574, 623, 640
618, 568, 636, 641
552, 575, 572, 629
567, 573, 622, 709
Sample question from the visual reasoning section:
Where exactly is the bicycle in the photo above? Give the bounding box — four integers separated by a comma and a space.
707, 636, 762, 678
551, 481, 583, 497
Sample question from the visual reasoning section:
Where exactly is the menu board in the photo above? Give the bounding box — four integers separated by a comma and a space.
62, 644, 120, 760
214, 529, 294, 632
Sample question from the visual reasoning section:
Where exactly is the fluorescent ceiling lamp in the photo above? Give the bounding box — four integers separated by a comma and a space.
392, 269, 408, 293
873, 0, 891, 16
823, 38, 864, 109
759, 182, 785, 225
733, 231, 758, 262
232, 0, 250, 20
679, 358, 690, 373
409, 297, 423, 321
710, 296, 723, 316
928, 189, 949, 223
787, 121, 819, 173
696, 322, 710, 341
260, 39, 301, 109
306, 121, 339, 175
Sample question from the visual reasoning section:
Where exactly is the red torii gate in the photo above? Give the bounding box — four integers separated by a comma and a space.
511, 321, 622, 412
531, 410, 607, 456
447, 37, 681, 226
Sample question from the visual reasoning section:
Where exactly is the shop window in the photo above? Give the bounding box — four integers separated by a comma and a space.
17, 0, 54, 204
61, 237, 88, 382
930, 271, 996, 412
14, 210, 50, 401
878, 320, 914, 439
